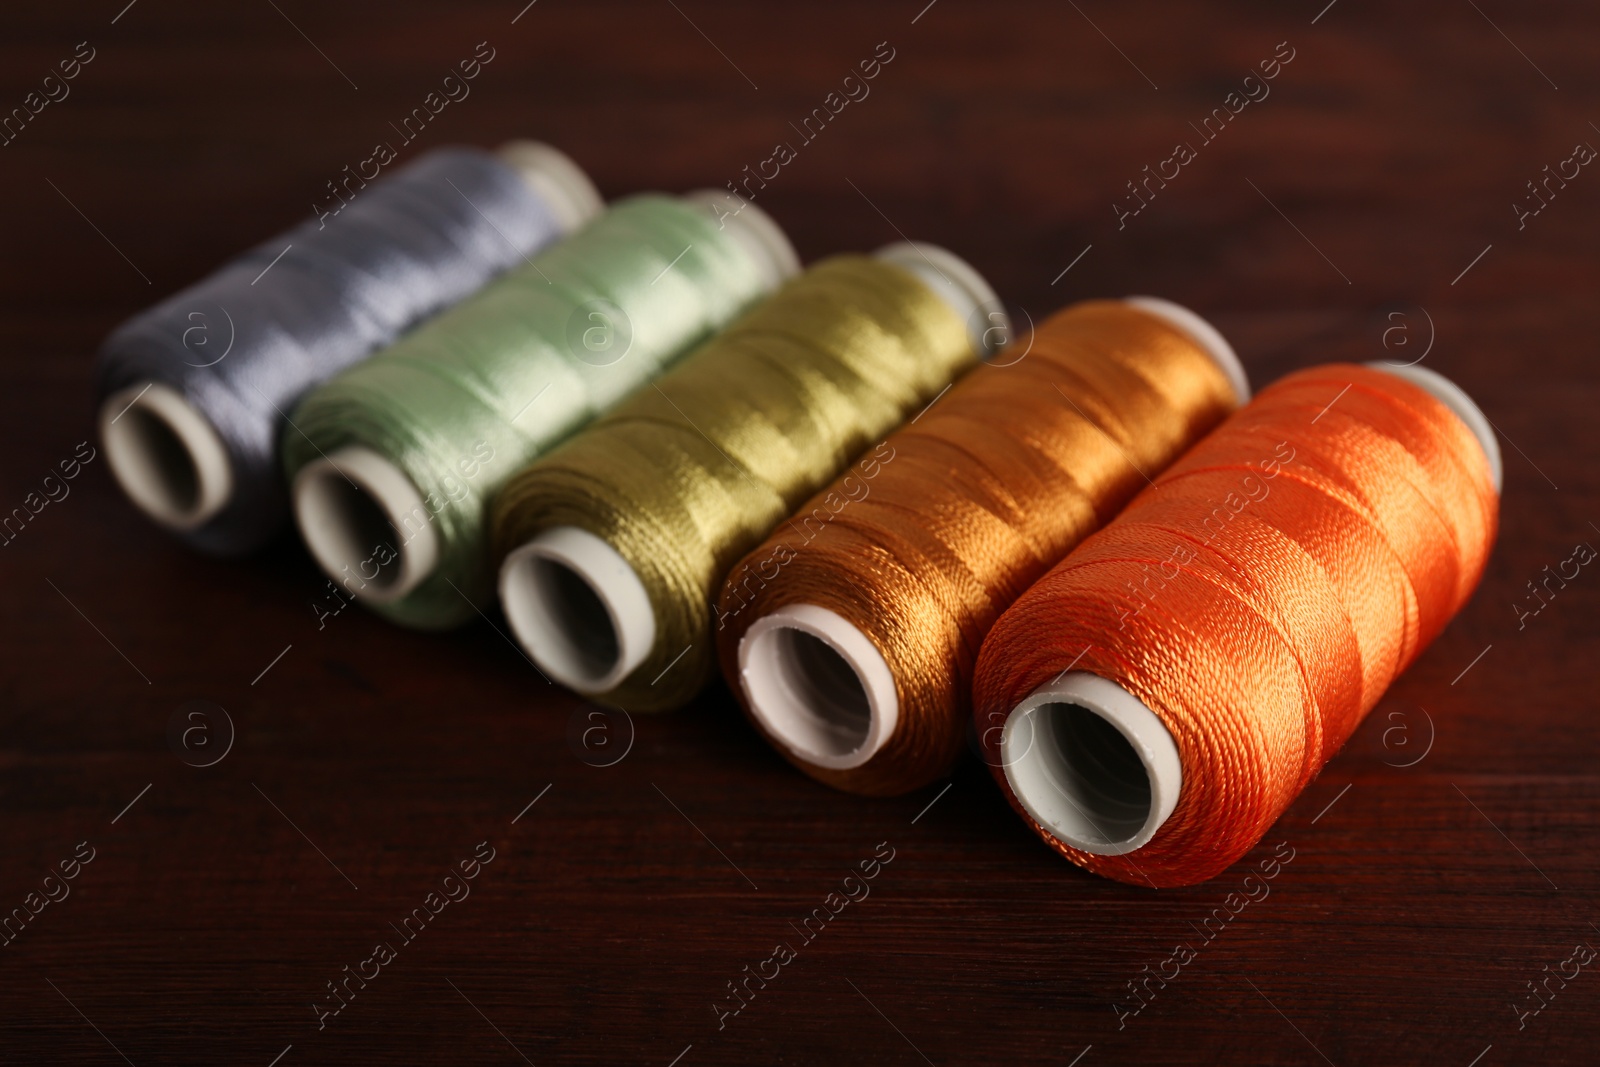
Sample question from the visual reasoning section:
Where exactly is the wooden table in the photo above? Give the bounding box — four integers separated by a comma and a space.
2, 1, 1595, 1063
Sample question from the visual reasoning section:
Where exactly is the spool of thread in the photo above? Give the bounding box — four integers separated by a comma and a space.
285, 192, 798, 630
96, 141, 602, 554
715, 299, 1248, 796
972, 362, 1501, 886
492, 245, 1003, 712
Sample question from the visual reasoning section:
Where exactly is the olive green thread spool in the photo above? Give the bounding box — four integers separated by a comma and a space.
493, 243, 1005, 711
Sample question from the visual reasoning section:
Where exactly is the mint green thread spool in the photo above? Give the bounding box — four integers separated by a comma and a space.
285, 193, 797, 629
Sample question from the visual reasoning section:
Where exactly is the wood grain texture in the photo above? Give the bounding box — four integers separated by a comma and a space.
1, 1, 1597, 1063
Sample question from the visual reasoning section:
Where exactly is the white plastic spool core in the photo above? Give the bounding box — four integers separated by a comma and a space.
1368, 361, 1503, 493
495, 141, 604, 234
682, 189, 801, 293
499, 527, 656, 694
99, 382, 233, 531
735, 601, 897, 769
739, 604, 899, 768
1001, 672, 1182, 855
292, 446, 439, 603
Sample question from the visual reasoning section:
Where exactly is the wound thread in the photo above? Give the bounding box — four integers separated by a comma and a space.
973, 364, 1499, 886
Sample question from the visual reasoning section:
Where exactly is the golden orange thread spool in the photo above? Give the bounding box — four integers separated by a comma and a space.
972, 363, 1501, 886
716, 299, 1247, 795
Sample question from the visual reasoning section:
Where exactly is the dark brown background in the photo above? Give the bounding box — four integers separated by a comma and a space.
1, 1, 1596, 1064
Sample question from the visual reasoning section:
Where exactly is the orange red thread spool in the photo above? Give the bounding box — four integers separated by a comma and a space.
972, 363, 1500, 886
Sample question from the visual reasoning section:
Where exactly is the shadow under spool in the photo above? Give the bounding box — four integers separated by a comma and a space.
97, 142, 601, 553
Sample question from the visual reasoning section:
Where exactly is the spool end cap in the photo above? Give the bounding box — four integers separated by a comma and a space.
875, 242, 1009, 359
500, 526, 656, 694
292, 445, 438, 604
1002, 672, 1181, 856
682, 190, 801, 294
99, 381, 233, 531
1124, 296, 1251, 406
496, 141, 605, 234
739, 603, 899, 770
1367, 361, 1503, 493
